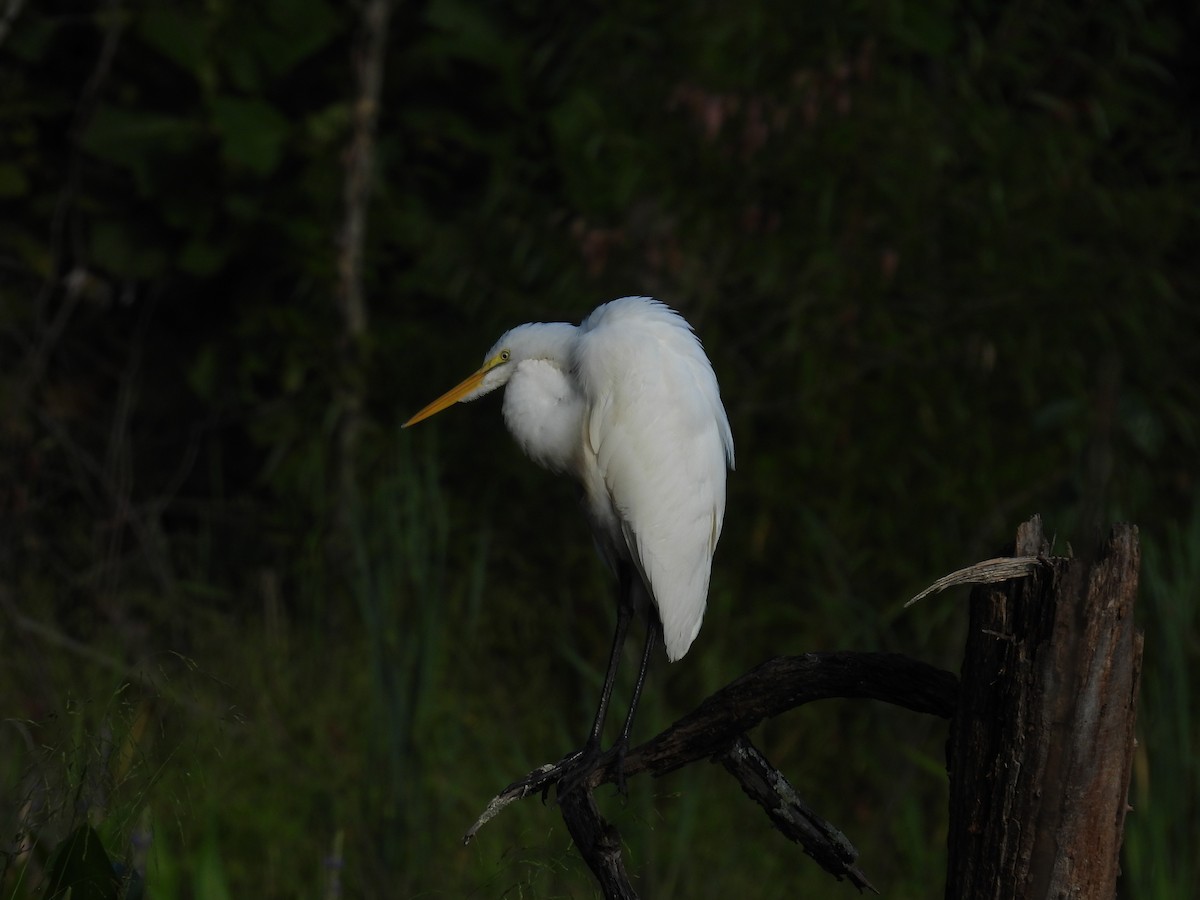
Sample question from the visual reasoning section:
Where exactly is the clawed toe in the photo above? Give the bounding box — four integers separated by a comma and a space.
511, 737, 634, 806
553, 743, 602, 801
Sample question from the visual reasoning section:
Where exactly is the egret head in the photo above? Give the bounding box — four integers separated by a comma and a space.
402, 321, 574, 427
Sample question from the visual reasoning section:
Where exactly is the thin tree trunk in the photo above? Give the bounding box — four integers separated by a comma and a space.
946, 516, 1143, 899
332, 0, 390, 546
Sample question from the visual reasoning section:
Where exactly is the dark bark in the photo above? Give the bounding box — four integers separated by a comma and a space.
604, 651, 957, 785
558, 789, 639, 900
945, 516, 1143, 900
467, 652, 958, 898
718, 735, 877, 893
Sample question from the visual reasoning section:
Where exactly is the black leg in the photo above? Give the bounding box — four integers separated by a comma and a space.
612, 615, 659, 795
583, 563, 636, 750
551, 563, 637, 800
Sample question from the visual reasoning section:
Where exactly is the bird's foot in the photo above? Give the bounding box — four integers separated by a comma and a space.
551, 735, 635, 801
463, 741, 620, 844
546, 740, 604, 802
483, 738, 634, 808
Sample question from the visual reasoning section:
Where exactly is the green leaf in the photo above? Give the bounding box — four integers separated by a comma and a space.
180, 237, 233, 276
79, 106, 199, 194
424, 0, 509, 64
256, 0, 344, 76
890, 2, 956, 57
188, 344, 220, 400
222, 41, 264, 92
5, 14, 57, 62
0, 163, 29, 197
138, 7, 210, 76
193, 831, 233, 900
210, 96, 290, 175
44, 825, 119, 900
89, 221, 167, 279
304, 102, 353, 147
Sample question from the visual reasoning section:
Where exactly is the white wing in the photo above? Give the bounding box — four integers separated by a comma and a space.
574, 298, 734, 662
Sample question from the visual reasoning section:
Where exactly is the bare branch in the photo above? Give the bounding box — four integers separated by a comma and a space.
607, 651, 957, 784
558, 790, 639, 900
467, 651, 957, 895
719, 736, 878, 893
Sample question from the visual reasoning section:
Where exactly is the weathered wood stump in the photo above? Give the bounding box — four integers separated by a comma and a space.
946, 516, 1143, 899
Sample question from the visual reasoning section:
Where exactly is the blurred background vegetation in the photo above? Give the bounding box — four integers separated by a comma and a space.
1, 1, 1196, 897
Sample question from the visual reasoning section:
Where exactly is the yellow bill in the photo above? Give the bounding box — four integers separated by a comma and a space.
402, 368, 488, 428
402, 351, 509, 428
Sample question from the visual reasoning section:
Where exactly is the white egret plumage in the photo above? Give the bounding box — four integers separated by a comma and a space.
403, 296, 734, 793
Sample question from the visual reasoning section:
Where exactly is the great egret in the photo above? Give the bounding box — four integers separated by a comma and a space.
403, 296, 734, 794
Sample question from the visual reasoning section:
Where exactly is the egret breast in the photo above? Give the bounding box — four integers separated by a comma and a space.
501, 359, 585, 474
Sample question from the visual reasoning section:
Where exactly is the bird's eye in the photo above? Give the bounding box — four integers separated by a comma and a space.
499, 350, 511, 362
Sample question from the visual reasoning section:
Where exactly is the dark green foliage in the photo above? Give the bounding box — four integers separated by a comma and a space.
1, 1, 1197, 897
44, 826, 119, 900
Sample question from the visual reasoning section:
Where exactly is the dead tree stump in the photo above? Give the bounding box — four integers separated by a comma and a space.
946, 517, 1143, 899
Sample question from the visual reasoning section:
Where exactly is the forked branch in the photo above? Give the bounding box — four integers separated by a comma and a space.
466, 652, 958, 897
